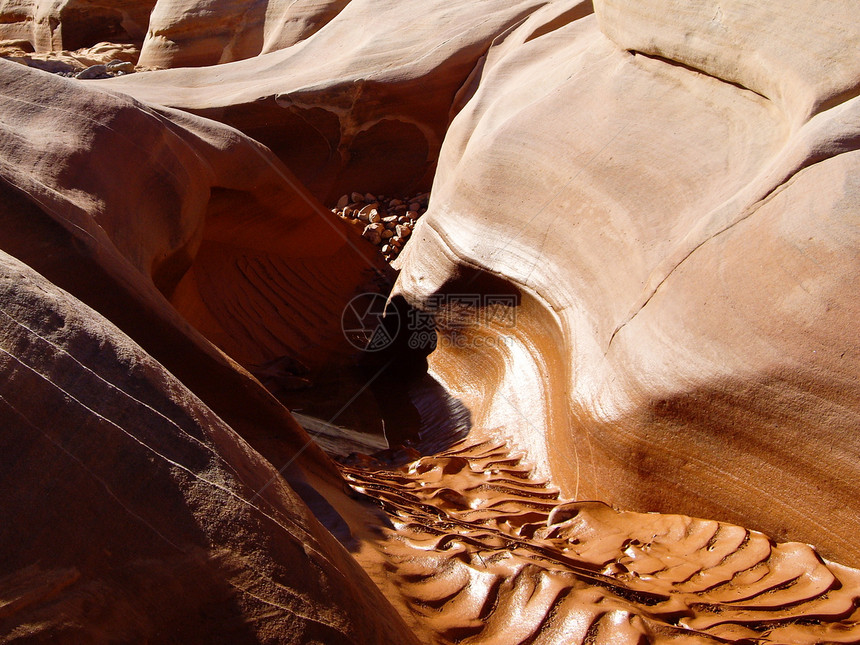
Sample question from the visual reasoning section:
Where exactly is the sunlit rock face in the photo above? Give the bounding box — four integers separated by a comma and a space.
1, 0, 860, 641
0, 0, 154, 52
138, 0, 350, 68
394, 0, 860, 564
102, 0, 556, 202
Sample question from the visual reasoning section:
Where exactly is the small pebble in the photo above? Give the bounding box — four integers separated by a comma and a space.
358, 203, 378, 221
363, 223, 384, 245
105, 59, 134, 73
75, 64, 109, 80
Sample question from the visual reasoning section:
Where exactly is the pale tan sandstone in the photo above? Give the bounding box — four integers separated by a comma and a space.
101, 0, 555, 202
139, 0, 349, 68
0, 0, 153, 52
1, 0, 859, 639
393, 0, 860, 564
0, 40, 138, 74
595, 0, 860, 127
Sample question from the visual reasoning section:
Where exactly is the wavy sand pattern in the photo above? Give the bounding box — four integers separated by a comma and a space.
342, 440, 860, 644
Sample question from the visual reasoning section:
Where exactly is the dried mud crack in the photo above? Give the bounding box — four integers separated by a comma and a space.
340, 440, 860, 645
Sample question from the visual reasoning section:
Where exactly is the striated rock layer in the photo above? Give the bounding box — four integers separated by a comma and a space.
0, 0, 859, 641
101, 0, 563, 202
0, 60, 415, 642
0, 60, 388, 385
393, 0, 860, 564
0, 249, 416, 643
345, 441, 860, 644
139, 0, 350, 68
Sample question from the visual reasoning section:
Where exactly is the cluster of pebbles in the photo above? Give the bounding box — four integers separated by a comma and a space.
0, 42, 139, 78
331, 191, 428, 262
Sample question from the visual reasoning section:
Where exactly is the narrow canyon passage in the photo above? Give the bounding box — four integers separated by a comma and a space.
267, 193, 860, 643
1, 0, 859, 642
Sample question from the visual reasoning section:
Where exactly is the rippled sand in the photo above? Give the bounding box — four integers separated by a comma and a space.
342, 440, 860, 644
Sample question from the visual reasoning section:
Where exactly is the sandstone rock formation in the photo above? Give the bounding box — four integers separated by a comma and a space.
0, 60, 387, 377
0, 40, 138, 75
0, 0, 153, 53
101, 0, 560, 201
344, 440, 860, 644
393, 0, 860, 564
138, 0, 349, 68
0, 249, 416, 643
1, 0, 859, 642
0, 60, 414, 641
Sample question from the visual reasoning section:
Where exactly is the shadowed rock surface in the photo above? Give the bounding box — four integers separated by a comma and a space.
1, 0, 859, 642
0, 249, 417, 643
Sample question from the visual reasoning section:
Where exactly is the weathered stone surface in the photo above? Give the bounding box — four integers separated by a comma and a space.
1, 59, 388, 374
0, 249, 415, 644
138, 0, 349, 68
105, 58, 134, 73
0, 0, 154, 52
393, 0, 860, 564
74, 62, 107, 78
362, 223, 383, 244
1, 0, 860, 641
100, 0, 557, 202
0, 56, 416, 642
0, 40, 139, 73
